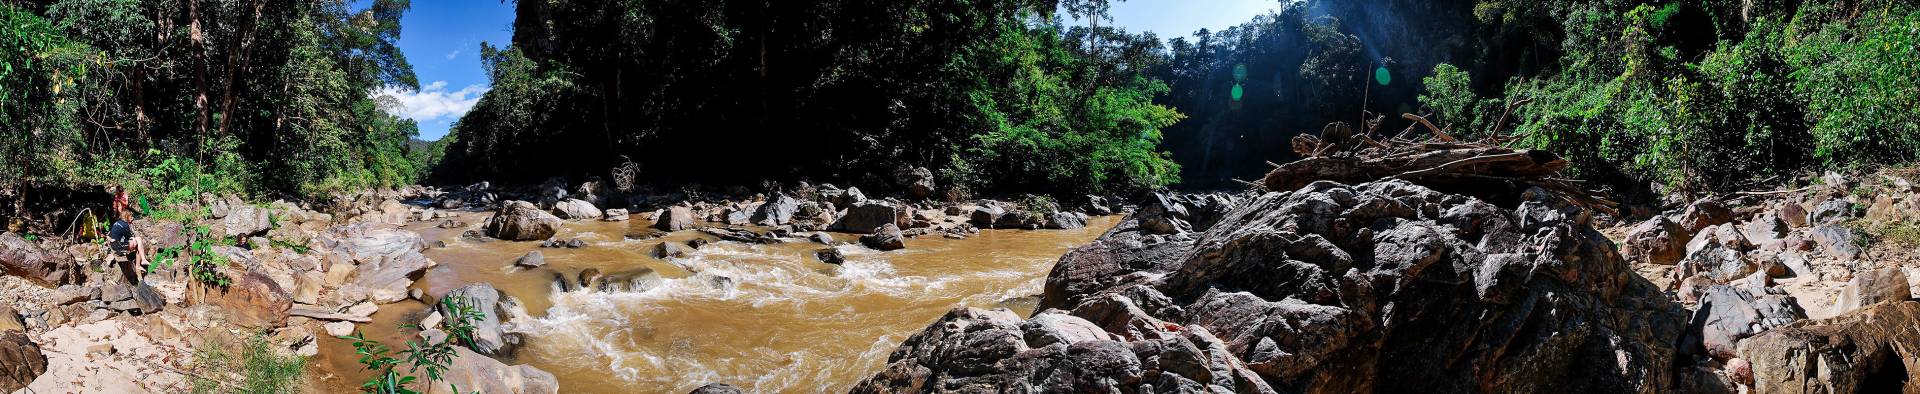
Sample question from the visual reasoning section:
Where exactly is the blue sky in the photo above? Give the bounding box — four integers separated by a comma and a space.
385, 0, 1282, 141
379, 0, 514, 141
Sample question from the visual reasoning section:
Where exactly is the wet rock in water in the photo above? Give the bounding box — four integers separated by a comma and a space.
511, 251, 546, 269
0, 232, 84, 286
1835, 268, 1912, 314
816, 248, 846, 265
1739, 301, 1920, 393
551, 272, 577, 293
1810, 199, 1854, 227
860, 224, 906, 251
593, 268, 663, 293
688, 383, 744, 394
192, 271, 293, 329
1685, 285, 1805, 360
431, 346, 559, 394
831, 201, 904, 234
1677, 242, 1758, 283
705, 275, 736, 291
1622, 216, 1687, 265
485, 201, 564, 241
1043, 211, 1089, 230
1810, 225, 1863, 259
603, 208, 630, 221
808, 232, 834, 245
857, 180, 1685, 393
895, 166, 937, 199
652, 242, 691, 259
969, 201, 1010, 228
701, 227, 779, 244
0, 331, 47, 392
687, 238, 710, 249
551, 198, 603, 220
437, 283, 519, 355
751, 194, 801, 226
436, 220, 467, 229
656, 206, 697, 232
539, 238, 585, 248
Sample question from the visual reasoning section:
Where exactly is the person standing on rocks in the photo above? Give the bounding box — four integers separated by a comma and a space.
108, 189, 148, 283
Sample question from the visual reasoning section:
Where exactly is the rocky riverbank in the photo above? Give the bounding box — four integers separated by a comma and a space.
851, 168, 1920, 393
0, 169, 1125, 393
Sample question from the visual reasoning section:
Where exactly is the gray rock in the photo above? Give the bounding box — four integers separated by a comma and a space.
652, 242, 691, 259
1743, 212, 1789, 244
815, 248, 846, 265
1677, 242, 1758, 283
1044, 212, 1089, 230
808, 232, 834, 245
436, 283, 517, 356
1686, 285, 1805, 359
1810, 225, 1863, 259
895, 166, 936, 199
223, 204, 274, 238
511, 251, 546, 269
431, 346, 558, 394
860, 224, 906, 251
832, 201, 904, 234
602, 208, 630, 221
0, 233, 83, 287
551, 198, 603, 220
859, 180, 1684, 393
1810, 199, 1854, 226
484, 201, 564, 241
751, 194, 801, 226
688, 383, 744, 394
1739, 302, 1920, 394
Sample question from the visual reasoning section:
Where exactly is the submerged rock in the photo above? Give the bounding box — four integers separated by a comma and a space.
858, 180, 1686, 393
551, 198, 604, 220
431, 346, 559, 394
832, 201, 905, 234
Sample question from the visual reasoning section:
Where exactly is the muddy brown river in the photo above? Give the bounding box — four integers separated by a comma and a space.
315, 212, 1118, 393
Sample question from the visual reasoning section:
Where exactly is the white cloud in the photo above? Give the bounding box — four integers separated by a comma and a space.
374, 81, 486, 124
445, 50, 461, 60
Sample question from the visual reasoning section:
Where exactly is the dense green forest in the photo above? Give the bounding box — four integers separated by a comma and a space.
0, 0, 428, 219
2, 0, 1916, 220
442, 0, 1183, 197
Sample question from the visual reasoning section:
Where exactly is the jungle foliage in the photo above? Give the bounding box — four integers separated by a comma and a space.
0, 0, 433, 219
443, 0, 1183, 197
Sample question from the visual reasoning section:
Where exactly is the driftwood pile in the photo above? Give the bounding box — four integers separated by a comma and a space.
1261, 112, 1617, 215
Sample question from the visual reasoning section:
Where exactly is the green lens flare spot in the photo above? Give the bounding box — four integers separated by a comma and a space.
1230, 84, 1244, 101
1374, 67, 1391, 86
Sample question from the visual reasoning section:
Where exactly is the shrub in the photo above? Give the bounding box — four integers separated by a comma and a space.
188, 333, 307, 394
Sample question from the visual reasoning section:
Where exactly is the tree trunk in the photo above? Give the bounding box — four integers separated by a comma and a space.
189, 0, 209, 161
217, 0, 265, 138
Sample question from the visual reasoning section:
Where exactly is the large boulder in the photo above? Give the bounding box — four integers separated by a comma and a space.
322, 224, 435, 304
1834, 268, 1913, 314
0, 233, 83, 286
1810, 225, 1863, 259
436, 283, 520, 355
1809, 199, 1853, 227
1685, 285, 1805, 360
831, 201, 905, 234
429, 346, 559, 394
751, 194, 801, 226
1043, 211, 1089, 230
1621, 216, 1687, 265
1676, 242, 1759, 283
858, 180, 1687, 393
191, 270, 294, 329
222, 204, 274, 237
655, 206, 697, 232
1678, 199, 1735, 234
0, 331, 47, 392
1738, 301, 1920, 393
895, 166, 937, 199
485, 201, 564, 241
551, 198, 603, 220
